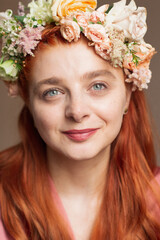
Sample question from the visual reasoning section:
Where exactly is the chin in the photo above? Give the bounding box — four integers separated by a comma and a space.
62, 145, 107, 162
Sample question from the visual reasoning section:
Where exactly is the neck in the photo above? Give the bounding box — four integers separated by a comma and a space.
47, 146, 110, 199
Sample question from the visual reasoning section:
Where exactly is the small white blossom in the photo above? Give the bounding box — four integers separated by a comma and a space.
28, 0, 53, 24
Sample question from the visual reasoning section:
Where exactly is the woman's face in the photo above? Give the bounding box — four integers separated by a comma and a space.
28, 37, 131, 161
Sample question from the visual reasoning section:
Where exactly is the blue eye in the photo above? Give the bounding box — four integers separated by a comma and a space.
43, 89, 61, 97
92, 83, 106, 91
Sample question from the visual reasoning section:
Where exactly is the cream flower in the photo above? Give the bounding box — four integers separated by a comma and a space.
28, 0, 53, 24
0, 10, 12, 26
105, 0, 147, 41
85, 24, 106, 43
128, 8, 147, 41
60, 19, 80, 42
51, 0, 97, 22
97, 4, 109, 14
106, 0, 137, 24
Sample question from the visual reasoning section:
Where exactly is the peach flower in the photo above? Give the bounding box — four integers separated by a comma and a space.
85, 24, 106, 43
90, 11, 105, 24
94, 37, 112, 60
60, 19, 80, 42
73, 12, 89, 30
51, 0, 97, 22
123, 43, 156, 71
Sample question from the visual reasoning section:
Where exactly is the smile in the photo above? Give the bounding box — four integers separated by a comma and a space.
62, 128, 99, 142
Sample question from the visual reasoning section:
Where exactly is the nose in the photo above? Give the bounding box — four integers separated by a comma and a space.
65, 93, 90, 122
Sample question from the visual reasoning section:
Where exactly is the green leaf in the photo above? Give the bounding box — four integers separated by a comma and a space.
7, 39, 12, 45
14, 15, 26, 24
132, 53, 141, 66
73, 17, 78, 23
80, 26, 84, 32
88, 21, 94, 24
16, 63, 22, 71
0, 56, 4, 64
97, 21, 102, 25
105, 4, 113, 14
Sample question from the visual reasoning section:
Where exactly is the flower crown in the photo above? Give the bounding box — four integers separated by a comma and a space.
0, 0, 156, 96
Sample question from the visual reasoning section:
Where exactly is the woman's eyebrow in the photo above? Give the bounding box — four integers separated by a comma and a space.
82, 69, 116, 81
33, 69, 116, 93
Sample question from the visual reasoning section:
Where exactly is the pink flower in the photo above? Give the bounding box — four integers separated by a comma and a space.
90, 11, 105, 23
125, 68, 152, 91
85, 24, 106, 43
60, 19, 80, 42
18, 26, 44, 56
18, 2, 25, 16
74, 12, 89, 30
94, 37, 112, 60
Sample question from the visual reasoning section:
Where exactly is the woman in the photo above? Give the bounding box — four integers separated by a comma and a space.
0, 0, 160, 239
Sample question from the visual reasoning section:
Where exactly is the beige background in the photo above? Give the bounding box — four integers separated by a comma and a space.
0, 0, 160, 163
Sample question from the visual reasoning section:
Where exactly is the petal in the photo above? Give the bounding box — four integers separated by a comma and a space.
97, 4, 109, 13
127, 0, 137, 11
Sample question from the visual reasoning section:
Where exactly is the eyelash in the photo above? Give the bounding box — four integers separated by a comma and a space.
42, 82, 107, 98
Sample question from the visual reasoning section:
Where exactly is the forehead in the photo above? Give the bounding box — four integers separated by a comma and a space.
30, 37, 123, 83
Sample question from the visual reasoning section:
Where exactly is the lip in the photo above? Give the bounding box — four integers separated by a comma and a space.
62, 128, 99, 134
62, 128, 99, 142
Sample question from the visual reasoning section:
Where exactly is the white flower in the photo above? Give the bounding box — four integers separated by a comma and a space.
105, 0, 147, 41
0, 10, 13, 26
97, 4, 109, 14
0, 60, 19, 80
28, 0, 53, 24
106, 0, 137, 24
128, 7, 147, 41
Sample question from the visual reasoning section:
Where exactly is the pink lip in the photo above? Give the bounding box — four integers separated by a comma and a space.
62, 128, 99, 142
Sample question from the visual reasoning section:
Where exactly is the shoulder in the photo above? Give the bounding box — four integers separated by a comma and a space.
0, 217, 12, 240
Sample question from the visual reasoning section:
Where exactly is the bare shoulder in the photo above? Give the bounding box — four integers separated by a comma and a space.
0, 217, 12, 240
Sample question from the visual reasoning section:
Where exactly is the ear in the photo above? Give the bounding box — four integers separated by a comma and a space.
4, 81, 19, 97
124, 82, 132, 111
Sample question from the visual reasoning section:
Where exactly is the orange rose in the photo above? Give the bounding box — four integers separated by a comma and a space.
123, 43, 156, 71
51, 0, 97, 22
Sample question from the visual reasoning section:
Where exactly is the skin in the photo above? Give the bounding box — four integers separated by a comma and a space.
28, 37, 132, 240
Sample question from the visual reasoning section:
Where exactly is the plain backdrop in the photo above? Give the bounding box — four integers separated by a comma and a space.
0, 0, 160, 164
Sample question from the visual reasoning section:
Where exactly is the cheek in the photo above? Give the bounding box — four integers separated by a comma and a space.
31, 103, 62, 134
91, 93, 126, 124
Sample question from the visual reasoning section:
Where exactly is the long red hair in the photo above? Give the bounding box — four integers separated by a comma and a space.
0, 24, 160, 240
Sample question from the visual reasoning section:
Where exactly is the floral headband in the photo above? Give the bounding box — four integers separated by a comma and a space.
0, 0, 156, 96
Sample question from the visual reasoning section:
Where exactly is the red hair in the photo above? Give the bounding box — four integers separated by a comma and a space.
0, 24, 160, 239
